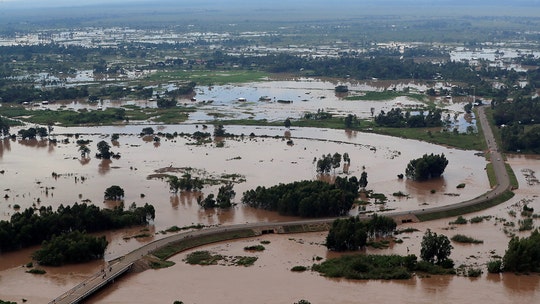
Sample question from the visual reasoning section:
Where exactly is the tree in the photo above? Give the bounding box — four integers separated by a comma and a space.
316, 154, 332, 174
284, 118, 291, 129
32, 230, 108, 266
420, 229, 453, 265
78, 145, 90, 158
199, 194, 216, 209
168, 176, 182, 193
111, 133, 120, 141
344, 114, 355, 128
216, 183, 236, 208
96, 140, 112, 159
359, 171, 368, 190
141, 127, 154, 136
0, 117, 10, 137
104, 185, 124, 200
503, 229, 540, 272
332, 152, 342, 172
405, 153, 448, 181
213, 124, 226, 137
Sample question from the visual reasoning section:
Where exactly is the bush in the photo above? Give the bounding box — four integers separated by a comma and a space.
456, 183, 466, 188
244, 245, 265, 251
450, 216, 467, 225
451, 234, 484, 244
291, 265, 308, 272
466, 268, 482, 277
184, 251, 223, 265
487, 260, 502, 273
26, 268, 46, 274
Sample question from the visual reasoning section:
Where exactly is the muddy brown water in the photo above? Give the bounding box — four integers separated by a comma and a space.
1, 125, 539, 302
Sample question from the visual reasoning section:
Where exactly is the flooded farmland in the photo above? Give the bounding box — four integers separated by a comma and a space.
0, 79, 539, 303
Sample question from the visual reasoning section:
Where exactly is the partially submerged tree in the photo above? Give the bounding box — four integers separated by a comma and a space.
104, 185, 124, 200
96, 140, 112, 159
420, 229, 453, 265
405, 153, 448, 181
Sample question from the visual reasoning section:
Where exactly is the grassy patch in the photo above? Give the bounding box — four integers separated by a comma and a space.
26, 268, 46, 274
149, 259, 176, 269
145, 69, 269, 85
184, 251, 223, 265
506, 163, 519, 189
345, 91, 426, 102
395, 227, 420, 234
486, 163, 497, 187
372, 127, 486, 151
152, 229, 256, 260
234, 256, 258, 267
291, 265, 308, 272
417, 190, 515, 222
312, 254, 416, 280
244, 245, 265, 251
450, 216, 468, 225
451, 234, 484, 244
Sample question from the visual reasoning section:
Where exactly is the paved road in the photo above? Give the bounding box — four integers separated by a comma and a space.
50, 105, 512, 304
409, 105, 511, 217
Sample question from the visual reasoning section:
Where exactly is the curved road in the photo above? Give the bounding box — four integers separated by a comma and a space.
50, 105, 512, 304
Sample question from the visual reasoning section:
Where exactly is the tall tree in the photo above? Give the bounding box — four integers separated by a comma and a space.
359, 171, 368, 190
420, 229, 453, 265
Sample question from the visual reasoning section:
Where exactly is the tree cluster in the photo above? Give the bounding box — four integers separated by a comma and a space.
18, 127, 48, 139
241, 177, 358, 217
315, 152, 343, 174
405, 153, 448, 181
0, 117, 10, 137
198, 183, 236, 209
375, 108, 442, 128
0, 85, 89, 104
500, 123, 540, 153
503, 229, 540, 273
32, 230, 108, 266
325, 215, 397, 251
420, 229, 453, 265
168, 173, 203, 193
0, 202, 155, 252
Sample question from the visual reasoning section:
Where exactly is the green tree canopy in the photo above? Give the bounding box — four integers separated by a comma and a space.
420, 229, 453, 265
104, 185, 124, 200
405, 153, 448, 181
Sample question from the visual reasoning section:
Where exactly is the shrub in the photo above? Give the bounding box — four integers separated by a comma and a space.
244, 245, 265, 251
456, 183, 466, 188
291, 265, 308, 272
466, 268, 482, 277
184, 251, 223, 265
450, 216, 467, 225
487, 260, 502, 273
26, 268, 46, 274
451, 234, 484, 244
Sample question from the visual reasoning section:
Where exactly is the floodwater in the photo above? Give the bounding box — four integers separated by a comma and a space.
85, 155, 540, 304
0, 78, 537, 303
32, 77, 467, 125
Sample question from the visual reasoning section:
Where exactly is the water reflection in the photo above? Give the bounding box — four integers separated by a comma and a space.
98, 159, 112, 175
0, 137, 11, 158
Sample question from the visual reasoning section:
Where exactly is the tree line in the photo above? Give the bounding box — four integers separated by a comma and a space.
241, 177, 359, 217
32, 230, 108, 266
374, 108, 443, 128
493, 97, 540, 152
0, 202, 155, 252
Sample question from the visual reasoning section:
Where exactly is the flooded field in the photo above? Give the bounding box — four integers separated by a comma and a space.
86, 155, 540, 304
0, 78, 536, 303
